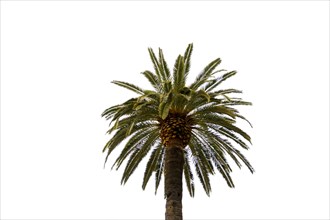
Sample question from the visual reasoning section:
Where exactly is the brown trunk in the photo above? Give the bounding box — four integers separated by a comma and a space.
164, 140, 184, 220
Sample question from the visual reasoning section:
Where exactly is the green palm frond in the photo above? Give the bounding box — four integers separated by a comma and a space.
102, 98, 136, 121
236, 114, 253, 128
217, 126, 250, 150
142, 143, 163, 190
183, 91, 211, 114
155, 148, 165, 195
141, 70, 161, 92
158, 91, 174, 119
183, 43, 193, 78
189, 131, 215, 175
148, 48, 163, 83
193, 127, 236, 188
189, 58, 221, 90
190, 103, 238, 119
192, 154, 212, 196
172, 93, 189, 113
105, 98, 138, 125
207, 126, 254, 173
212, 88, 242, 95
103, 121, 158, 166
183, 150, 195, 197
210, 152, 235, 188
189, 133, 213, 196
201, 113, 251, 143
106, 107, 158, 135
121, 129, 160, 184
173, 55, 186, 91
112, 81, 144, 95
204, 71, 237, 92
102, 43, 253, 197
111, 126, 157, 170
196, 127, 235, 187
222, 100, 253, 106
159, 48, 171, 84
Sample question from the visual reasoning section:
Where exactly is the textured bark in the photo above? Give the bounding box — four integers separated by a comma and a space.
164, 140, 184, 220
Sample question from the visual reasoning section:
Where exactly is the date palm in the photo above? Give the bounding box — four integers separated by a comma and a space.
102, 43, 254, 220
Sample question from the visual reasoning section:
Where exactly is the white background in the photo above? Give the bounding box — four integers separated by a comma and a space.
1, 1, 329, 219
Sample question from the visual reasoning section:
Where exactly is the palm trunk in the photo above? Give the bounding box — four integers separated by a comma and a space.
164, 143, 184, 220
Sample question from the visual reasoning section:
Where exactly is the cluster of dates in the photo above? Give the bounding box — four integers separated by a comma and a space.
160, 113, 192, 148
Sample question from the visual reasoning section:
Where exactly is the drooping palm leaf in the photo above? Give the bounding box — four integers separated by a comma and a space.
121, 129, 160, 184
183, 150, 195, 197
142, 143, 163, 190
155, 148, 165, 195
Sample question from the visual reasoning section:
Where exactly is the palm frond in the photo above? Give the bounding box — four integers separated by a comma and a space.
189, 133, 213, 196
183, 149, 195, 197
203, 69, 226, 91
192, 155, 212, 196
210, 152, 235, 188
111, 128, 154, 169
142, 143, 163, 190
109, 104, 136, 126
173, 55, 186, 91
212, 89, 242, 96
112, 80, 144, 95
155, 148, 165, 195
190, 131, 215, 175
148, 48, 163, 83
199, 128, 235, 187
207, 127, 254, 173
101, 104, 122, 119
219, 139, 254, 174
102, 98, 137, 121
103, 126, 129, 166
158, 91, 174, 119
121, 129, 160, 184
217, 126, 250, 150
236, 114, 253, 128
106, 110, 158, 135
193, 127, 232, 172
141, 70, 161, 92
159, 48, 171, 84
222, 100, 252, 106
183, 90, 213, 114
104, 122, 159, 167
183, 43, 193, 78
189, 58, 221, 90
190, 104, 238, 119
205, 71, 237, 92
202, 114, 252, 144
193, 126, 238, 187
172, 93, 189, 113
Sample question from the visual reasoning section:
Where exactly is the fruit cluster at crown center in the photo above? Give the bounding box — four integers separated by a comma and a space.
159, 113, 192, 147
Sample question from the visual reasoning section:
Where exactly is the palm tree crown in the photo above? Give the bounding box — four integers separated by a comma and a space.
102, 43, 253, 198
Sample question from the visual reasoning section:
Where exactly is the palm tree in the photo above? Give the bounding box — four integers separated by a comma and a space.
101, 43, 254, 220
